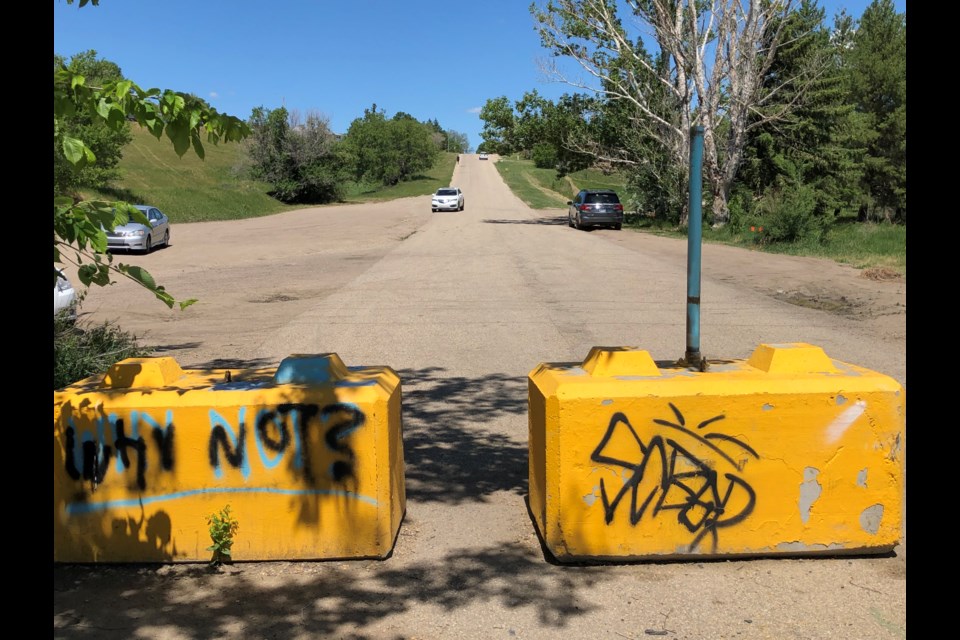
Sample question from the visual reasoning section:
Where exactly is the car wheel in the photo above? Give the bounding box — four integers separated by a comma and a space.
432, 208, 437, 212
143, 235, 152, 254
575, 214, 582, 230
163, 230, 171, 246
614, 224, 622, 231
460, 202, 465, 211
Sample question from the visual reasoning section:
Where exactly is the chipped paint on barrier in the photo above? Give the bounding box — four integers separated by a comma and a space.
799, 467, 822, 524
528, 343, 904, 561
54, 354, 406, 563
860, 504, 884, 535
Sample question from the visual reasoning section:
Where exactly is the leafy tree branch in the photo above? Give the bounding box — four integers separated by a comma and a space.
54, 16, 250, 308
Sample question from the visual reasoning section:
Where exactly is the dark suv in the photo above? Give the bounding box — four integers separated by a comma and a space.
567, 189, 624, 230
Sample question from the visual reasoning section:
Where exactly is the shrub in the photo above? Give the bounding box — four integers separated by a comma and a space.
756, 184, 830, 245
531, 142, 558, 169
54, 313, 152, 390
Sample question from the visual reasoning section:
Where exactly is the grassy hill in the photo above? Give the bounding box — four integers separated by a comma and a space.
85, 125, 458, 223
85, 125, 298, 223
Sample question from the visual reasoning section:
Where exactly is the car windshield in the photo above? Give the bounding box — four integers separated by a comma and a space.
437, 189, 458, 196
585, 193, 619, 204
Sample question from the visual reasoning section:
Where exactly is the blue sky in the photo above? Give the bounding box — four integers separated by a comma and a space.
54, 1, 905, 152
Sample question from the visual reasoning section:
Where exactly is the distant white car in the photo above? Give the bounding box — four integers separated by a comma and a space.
479, 153, 489, 160
54, 269, 77, 318
432, 187, 465, 212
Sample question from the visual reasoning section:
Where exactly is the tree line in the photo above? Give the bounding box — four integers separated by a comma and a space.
480, 0, 905, 241
54, 54, 471, 208
245, 104, 469, 204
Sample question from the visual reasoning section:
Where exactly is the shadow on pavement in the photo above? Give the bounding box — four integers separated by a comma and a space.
54, 542, 605, 639
397, 367, 529, 505
483, 217, 568, 226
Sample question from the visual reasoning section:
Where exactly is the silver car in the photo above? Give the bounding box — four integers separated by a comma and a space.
432, 187, 465, 212
106, 205, 171, 253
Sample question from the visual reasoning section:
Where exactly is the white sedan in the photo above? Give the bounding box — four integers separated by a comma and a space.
432, 187, 465, 212
54, 269, 77, 318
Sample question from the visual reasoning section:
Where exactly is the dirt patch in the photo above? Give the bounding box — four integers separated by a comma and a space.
861, 267, 904, 282
774, 290, 860, 315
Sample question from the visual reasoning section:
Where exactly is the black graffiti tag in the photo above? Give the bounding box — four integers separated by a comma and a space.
207, 403, 364, 484
321, 403, 365, 482
590, 404, 759, 553
64, 421, 176, 491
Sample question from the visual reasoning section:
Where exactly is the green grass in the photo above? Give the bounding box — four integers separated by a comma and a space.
564, 167, 626, 194
496, 156, 906, 276
631, 214, 906, 275
495, 157, 632, 207
754, 219, 906, 274
494, 157, 573, 208
84, 125, 298, 223
342, 152, 457, 202
84, 126, 458, 221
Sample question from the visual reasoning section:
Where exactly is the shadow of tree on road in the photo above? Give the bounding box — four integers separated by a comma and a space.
189, 355, 278, 370
397, 367, 529, 505
54, 542, 604, 639
483, 217, 568, 226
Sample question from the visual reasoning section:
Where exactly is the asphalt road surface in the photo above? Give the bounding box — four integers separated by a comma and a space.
54, 154, 906, 640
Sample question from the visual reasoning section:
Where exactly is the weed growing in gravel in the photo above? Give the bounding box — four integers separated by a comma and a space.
207, 505, 240, 566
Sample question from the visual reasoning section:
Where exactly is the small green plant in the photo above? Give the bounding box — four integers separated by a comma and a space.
206, 505, 240, 566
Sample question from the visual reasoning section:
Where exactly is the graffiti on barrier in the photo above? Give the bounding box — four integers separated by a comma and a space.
64, 411, 175, 490
63, 402, 364, 492
590, 402, 759, 552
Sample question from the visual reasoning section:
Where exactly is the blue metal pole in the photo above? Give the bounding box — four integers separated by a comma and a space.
685, 126, 704, 367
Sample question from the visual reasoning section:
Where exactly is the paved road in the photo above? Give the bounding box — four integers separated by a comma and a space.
55, 154, 906, 640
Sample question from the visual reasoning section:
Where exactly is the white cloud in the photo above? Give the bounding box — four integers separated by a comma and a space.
467, 107, 481, 114
209, 91, 219, 99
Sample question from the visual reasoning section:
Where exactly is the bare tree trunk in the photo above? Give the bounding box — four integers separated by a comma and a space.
532, 0, 805, 228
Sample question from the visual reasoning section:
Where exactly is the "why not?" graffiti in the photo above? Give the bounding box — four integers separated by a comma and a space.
63, 402, 365, 492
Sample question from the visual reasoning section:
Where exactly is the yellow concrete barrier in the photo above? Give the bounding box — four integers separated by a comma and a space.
528, 343, 904, 562
53, 354, 405, 563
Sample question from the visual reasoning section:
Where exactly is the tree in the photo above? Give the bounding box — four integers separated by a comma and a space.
478, 91, 593, 173
735, 0, 859, 226
55, 0, 250, 308
340, 105, 439, 186
247, 106, 345, 204
445, 130, 470, 153
479, 96, 517, 154
54, 50, 132, 198
844, 0, 906, 221
531, 0, 816, 226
